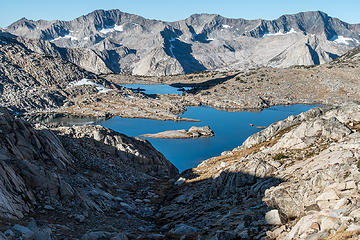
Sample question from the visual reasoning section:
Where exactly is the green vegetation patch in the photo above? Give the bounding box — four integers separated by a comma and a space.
273, 153, 289, 161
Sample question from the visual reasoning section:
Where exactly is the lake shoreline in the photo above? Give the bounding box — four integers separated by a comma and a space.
30, 101, 322, 123
26, 103, 320, 172
100, 104, 319, 172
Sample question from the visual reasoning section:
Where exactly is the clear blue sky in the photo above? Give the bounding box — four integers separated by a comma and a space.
1, 0, 360, 28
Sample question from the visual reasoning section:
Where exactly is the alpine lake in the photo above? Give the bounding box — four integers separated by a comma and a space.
99, 84, 318, 172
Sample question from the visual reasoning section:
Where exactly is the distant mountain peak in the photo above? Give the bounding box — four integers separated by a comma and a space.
4, 10, 360, 76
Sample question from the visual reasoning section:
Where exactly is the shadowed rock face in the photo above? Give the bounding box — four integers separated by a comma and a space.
5, 10, 360, 75
0, 108, 72, 220
0, 107, 178, 238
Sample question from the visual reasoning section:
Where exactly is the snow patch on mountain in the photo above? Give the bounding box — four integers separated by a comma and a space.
68, 78, 111, 93
169, 38, 176, 58
50, 34, 78, 42
99, 24, 124, 34
263, 28, 297, 37
330, 35, 359, 46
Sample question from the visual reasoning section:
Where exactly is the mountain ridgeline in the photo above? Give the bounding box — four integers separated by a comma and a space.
5, 10, 360, 75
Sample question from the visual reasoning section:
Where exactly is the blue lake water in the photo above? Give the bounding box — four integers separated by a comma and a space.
100, 104, 318, 172
120, 84, 192, 95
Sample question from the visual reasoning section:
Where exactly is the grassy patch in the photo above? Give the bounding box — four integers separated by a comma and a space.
325, 229, 360, 240
186, 125, 298, 183
273, 153, 289, 160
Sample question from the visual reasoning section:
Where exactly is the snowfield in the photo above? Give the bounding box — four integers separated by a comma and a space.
330, 35, 359, 46
99, 24, 124, 34
68, 78, 112, 93
50, 34, 79, 42
263, 28, 297, 37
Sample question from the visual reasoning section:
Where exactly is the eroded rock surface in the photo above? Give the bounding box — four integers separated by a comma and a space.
57, 125, 178, 178
0, 33, 190, 121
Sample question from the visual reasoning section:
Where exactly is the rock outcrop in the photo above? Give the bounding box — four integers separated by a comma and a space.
58, 125, 178, 177
0, 32, 101, 114
157, 102, 360, 239
142, 125, 214, 139
0, 107, 72, 220
0, 107, 178, 238
5, 10, 360, 75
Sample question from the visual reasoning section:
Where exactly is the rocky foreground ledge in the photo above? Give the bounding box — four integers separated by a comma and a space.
0, 107, 178, 239
142, 126, 214, 139
158, 102, 360, 239
1, 102, 360, 239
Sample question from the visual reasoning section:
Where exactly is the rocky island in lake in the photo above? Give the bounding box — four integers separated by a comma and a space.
142, 125, 214, 139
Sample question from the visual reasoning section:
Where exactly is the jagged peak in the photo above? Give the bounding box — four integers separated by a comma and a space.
281, 10, 328, 18
78, 9, 153, 23
185, 13, 249, 24
83, 9, 125, 17
7, 17, 31, 28
187, 13, 220, 19
274, 10, 332, 25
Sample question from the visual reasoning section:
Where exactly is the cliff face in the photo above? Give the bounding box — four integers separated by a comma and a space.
6, 10, 360, 75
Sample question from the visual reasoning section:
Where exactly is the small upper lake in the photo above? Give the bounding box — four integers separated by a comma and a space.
100, 104, 318, 172
120, 84, 192, 95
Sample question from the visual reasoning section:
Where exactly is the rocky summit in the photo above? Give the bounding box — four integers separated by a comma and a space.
4, 10, 360, 75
